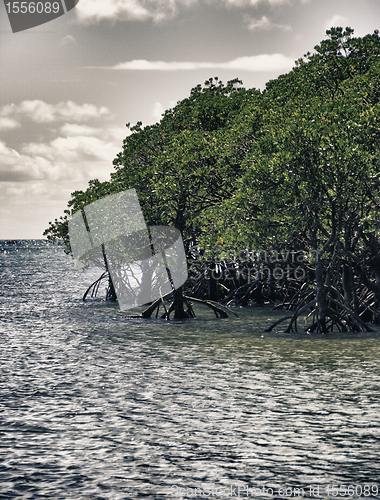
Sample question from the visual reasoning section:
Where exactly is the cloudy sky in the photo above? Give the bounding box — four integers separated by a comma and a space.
0, 0, 379, 239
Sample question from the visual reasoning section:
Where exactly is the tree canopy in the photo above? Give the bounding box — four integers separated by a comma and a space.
44, 27, 380, 330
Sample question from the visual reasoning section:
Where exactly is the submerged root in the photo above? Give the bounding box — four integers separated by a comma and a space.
139, 294, 238, 320
267, 294, 374, 334
83, 272, 108, 301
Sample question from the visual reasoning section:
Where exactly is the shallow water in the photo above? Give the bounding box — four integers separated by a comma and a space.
1, 240, 380, 499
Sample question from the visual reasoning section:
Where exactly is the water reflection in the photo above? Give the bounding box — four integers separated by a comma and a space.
1, 241, 380, 499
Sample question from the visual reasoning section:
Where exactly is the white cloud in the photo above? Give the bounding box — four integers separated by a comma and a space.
225, 54, 293, 71
152, 102, 165, 121
74, 0, 190, 23
0, 109, 126, 185
59, 123, 127, 141
60, 123, 100, 136
0, 117, 20, 131
245, 15, 291, 31
219, 0, 289, 5
0, 134, 116, 183
0, 100, 110, 124
110, 53, 294, 72
23, 136, 115, 163
74, 0, 295, 24
61, 34, 76, 45
150, 100, 178, 123
0, 100, 127, 238
324, 15, 349, 31
0, 139, 63, 182
75, 0, 149, 23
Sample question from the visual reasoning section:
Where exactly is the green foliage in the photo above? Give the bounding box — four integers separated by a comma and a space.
200, 27, 380, 256
44, 28, 380, 267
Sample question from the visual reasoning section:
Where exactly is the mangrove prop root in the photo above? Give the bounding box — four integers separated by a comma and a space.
264, 316, 292, 332
83, 272, 108, 301
184, 296, 238, 318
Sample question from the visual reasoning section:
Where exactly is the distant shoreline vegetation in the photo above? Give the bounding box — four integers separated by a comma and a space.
44, 27, 380, 332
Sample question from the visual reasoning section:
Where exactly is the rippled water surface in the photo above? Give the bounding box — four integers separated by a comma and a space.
1, 240, 380, 499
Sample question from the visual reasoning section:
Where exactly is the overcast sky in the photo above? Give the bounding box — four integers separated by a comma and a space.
1, 0, 379, 239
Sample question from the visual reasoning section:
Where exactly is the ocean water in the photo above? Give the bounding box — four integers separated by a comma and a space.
1, 240, 380, 499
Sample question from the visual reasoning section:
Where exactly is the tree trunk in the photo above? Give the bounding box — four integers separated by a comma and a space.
101, 244, 117, 302
173, 286, 191, 319
370, 256, 380, 324
106, 275, 117, 302
342, 262, 358, 313
207, 260, 219, 302
316, 260, 328, 333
